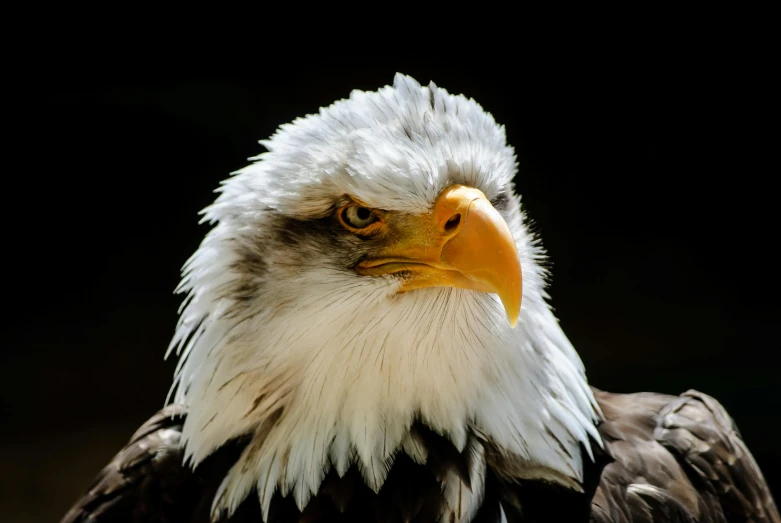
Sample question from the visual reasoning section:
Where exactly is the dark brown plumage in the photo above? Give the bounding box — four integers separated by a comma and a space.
62, 389, 779, 523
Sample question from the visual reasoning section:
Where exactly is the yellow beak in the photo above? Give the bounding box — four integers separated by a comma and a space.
356, 185, 522, 327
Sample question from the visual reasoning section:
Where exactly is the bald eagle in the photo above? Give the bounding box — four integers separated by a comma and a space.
62, 74, 778, 523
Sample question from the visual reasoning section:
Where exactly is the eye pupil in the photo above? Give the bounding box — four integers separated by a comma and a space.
356, 207, 371, 220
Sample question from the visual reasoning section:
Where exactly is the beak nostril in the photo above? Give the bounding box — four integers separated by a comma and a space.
444, 213, 461, 233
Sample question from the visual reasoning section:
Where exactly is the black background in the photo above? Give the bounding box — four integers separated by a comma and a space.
4, 20, 778, 521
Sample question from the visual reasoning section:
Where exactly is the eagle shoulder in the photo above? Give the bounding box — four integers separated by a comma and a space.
60, 405, 254, 523
591, 388, 779, 523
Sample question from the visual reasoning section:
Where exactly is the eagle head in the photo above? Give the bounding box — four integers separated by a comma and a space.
166, 73, 601, 518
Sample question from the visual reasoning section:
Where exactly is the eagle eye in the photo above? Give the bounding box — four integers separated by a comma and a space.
339, 205, 379, 231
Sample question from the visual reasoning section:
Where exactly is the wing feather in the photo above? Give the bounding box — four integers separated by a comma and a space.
591, 388, 779, 523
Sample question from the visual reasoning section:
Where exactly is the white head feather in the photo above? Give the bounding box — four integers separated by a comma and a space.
165, 73, 602, 520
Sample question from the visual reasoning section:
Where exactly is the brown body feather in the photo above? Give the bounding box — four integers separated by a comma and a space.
62, 389, 779, 523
